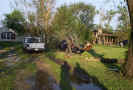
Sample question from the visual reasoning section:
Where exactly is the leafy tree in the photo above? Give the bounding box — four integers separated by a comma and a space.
117, 5, 130, 29
115, 5, 131, 41
52, 5, 77, 53
52, 3, 96, 53
69, 3, 95, 28
3, 10, 25, 35
69, 3, 96, 43
104, 10, 116, 31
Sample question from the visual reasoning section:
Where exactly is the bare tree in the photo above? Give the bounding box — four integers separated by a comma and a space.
33, 0, 55, 45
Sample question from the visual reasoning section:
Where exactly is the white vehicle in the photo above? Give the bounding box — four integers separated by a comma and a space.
23, 37, 45, 52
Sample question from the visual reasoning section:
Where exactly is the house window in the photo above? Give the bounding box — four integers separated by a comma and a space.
1, 32, 16, 40
1, 33, 6, 39
7, 33, 10, 39
11, 33, 15, 39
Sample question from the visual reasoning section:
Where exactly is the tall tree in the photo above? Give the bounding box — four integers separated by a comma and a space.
104, 10, 116, 31
69, 3, 96, 43
69, 3, 95, 28
26, 12, 42, 36
125, 0, 133, 78
117, 5, 130, 29
114, 5, 130, 42
33, 0, 55, 45
116, 5, 131, 41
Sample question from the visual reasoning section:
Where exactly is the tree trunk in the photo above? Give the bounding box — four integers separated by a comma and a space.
65, 37, 72, 55
125, 0, 133, 77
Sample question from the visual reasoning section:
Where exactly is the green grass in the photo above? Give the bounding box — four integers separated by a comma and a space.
39, 46, 133, 90
93, 45, 127, 59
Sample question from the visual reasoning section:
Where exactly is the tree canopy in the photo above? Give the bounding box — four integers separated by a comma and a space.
52, 3, 96, 44
3, 9, 25, 35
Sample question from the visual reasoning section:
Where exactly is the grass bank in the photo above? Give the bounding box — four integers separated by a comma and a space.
39, 45, 132, 90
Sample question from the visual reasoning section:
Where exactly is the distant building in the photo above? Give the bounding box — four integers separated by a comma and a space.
93, 29, 118, 46
0, 27, 23, 42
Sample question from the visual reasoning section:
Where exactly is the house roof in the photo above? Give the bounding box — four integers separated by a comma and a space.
0, 27, 17, 34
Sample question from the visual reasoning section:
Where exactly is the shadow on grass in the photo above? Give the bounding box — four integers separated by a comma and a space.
45, 51, 108, 90
35, 69, 53, 90
45, 50, 65, 65
88, 49, 121, 72
45, 51, 73, 90
88, 49, 104, 58
60, 61, 72, 90
73, 63, 107, 90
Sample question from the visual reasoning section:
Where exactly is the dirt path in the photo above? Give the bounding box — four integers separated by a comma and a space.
14, 54, 59, 90
14, 54, 39, 90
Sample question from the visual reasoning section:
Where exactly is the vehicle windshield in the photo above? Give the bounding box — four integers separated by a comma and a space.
24, 37, 41, 43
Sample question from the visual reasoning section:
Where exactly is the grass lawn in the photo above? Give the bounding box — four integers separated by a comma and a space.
39, 45, 132, 90
0, 42, 132, 90
93, 45, 127, 59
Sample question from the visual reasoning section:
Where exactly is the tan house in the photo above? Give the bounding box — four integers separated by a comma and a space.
93, 29, 118, 46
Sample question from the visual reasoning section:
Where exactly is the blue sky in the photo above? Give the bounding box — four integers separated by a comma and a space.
0, 0, 10, 20
0, 0, 122, 28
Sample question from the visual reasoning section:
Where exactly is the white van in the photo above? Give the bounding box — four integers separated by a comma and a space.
23, 37, 45, 51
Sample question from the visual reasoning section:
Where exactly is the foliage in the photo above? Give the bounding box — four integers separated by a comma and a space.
25, 12, 42, 36
117, 5, 130, 28
52, 3, 96, 45
3, 10, 25, 35
97, 9, 116, 31
69, 3, 96, 28
115, 5, 131, 41
32, 0, 56, 44
104, 10, 117, 31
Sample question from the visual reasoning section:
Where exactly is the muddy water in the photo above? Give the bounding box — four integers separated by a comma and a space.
14, 56, 104, 90
25, 74, 102, 90
72, 83, 102, 90
23, 61, 104, 90
24, 71, 103, 90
